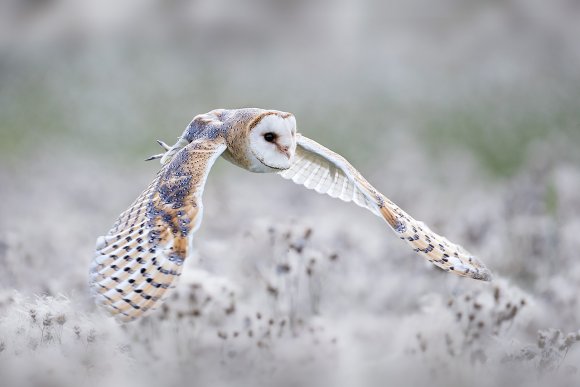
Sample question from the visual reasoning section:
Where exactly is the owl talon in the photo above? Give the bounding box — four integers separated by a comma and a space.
156, 140, 171, 151
145, 141, 172, 161
145, 153, 164, 161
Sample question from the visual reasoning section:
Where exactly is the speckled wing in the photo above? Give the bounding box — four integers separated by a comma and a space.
90, 138, 227, 321
279, 134, 492, 281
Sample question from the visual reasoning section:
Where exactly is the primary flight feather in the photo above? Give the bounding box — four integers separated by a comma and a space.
90, 108, 491, 321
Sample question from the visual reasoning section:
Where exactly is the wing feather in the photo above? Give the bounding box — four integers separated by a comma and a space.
90, 138, 226, 321
279, 134, 492, 281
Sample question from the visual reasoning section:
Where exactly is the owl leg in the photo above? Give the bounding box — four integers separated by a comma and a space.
144, 140, 173, 161
145, 153, 164, 161
156, 140, 171, 151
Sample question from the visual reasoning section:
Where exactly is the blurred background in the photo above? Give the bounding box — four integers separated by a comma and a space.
1, 1, 580, 387
1, 0, 579, 171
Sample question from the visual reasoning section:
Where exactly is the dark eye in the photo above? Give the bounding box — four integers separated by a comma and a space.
264, 132, 276, 142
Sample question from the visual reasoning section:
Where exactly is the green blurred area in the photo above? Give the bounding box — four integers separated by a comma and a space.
0, 48, 393, 167
2, 51, 578, 178
1, 0, 580, 178
423, 90, 580, 176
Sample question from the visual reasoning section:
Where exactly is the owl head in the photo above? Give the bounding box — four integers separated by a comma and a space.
218, 109, 297, 173
165, 108, 297, 173
245, 110, 297, 172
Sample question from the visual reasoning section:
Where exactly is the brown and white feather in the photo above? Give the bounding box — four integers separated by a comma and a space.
90, 138, 226, 321
280, 134, 492, 281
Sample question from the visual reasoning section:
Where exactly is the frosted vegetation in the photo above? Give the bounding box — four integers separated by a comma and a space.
1, 1, 580, 386
1, 140, 579, 387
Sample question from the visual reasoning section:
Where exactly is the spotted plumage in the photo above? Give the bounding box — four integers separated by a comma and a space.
90, 108, 491, 322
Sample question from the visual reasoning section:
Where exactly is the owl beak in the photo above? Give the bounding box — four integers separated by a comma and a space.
277, 144, 291, 160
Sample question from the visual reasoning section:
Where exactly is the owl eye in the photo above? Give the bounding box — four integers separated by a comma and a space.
264, 132, 276, 142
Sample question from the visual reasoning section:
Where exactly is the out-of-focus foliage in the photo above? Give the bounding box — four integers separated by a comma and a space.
1, 137, 580, 386
1, 0, 579, 174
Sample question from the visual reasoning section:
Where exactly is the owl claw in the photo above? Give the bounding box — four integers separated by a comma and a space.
145, 141, 172, 161
145, 153, 164, 161
156, 140, 171, 151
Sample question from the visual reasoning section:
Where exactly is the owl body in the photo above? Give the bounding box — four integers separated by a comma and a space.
90, 108, 491, 321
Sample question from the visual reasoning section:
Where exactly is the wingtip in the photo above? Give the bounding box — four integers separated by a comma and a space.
472, 267, 493, 282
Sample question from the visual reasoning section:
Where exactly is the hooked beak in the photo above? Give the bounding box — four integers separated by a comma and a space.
276, 144, 292, 160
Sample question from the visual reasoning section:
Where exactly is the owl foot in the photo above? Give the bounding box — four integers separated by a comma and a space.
145, 140, 173, 161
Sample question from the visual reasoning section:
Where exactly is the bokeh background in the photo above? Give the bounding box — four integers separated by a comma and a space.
1, 1, 580, 387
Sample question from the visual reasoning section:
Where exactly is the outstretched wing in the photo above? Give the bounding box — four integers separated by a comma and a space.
279, 134, 492, 281
90, 138, 227, 321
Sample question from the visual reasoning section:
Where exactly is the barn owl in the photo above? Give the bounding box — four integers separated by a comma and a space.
90, 108, 491, 321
